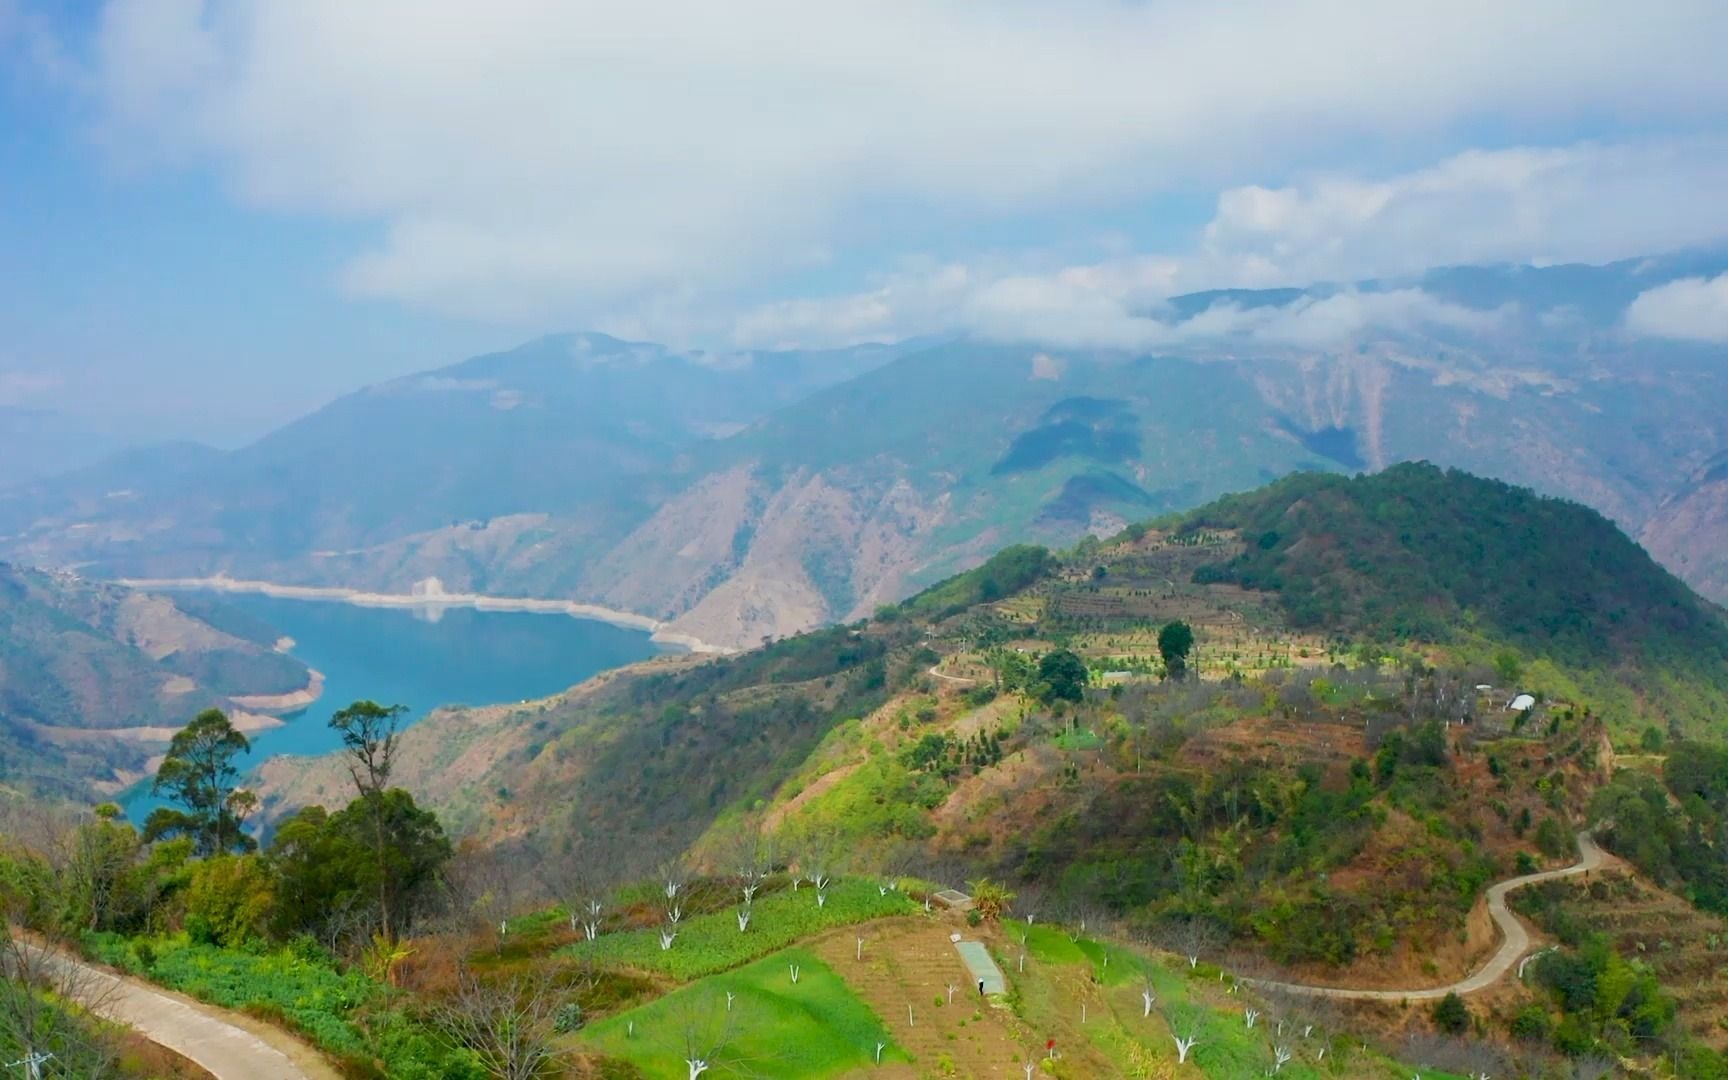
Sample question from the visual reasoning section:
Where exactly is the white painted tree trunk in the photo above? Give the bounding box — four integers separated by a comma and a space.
1173, 1035, 1198, 1064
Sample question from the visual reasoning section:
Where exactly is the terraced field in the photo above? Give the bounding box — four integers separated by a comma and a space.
566, 884, 1471, 1079
1517, 870, 1728, 1049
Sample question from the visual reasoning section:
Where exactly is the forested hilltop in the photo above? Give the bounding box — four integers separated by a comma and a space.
1186, 463, 1728, 675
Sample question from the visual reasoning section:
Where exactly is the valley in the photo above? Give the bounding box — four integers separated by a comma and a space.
6, 464, 1728, 1078
6, 258, 1728, 656
9, 14, 1728, 1076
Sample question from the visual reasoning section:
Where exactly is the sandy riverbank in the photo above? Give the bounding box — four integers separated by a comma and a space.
119, 574, 734, 655
230, 668, 326, 713
29, 710, 284, 748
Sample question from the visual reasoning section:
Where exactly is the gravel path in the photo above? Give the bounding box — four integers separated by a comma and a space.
1247, 831, 1605, 1001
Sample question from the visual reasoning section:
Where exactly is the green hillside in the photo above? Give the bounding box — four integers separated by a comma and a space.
53, 461, 1728, 1077
0, 564, 309, 798
1183, 463, 1728, 731
266, 463, 1728, 877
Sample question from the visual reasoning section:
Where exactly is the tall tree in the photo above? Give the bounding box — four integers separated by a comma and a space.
145, 709, 253, 855
1158, 620, 1195, 680
1036, 649, 1088, 703
330, 700, 408, 798
267, 791, 451, 948
330, 700, 410, 940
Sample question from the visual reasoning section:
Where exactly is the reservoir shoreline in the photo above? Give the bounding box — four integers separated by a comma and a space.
118, 574, 733, 655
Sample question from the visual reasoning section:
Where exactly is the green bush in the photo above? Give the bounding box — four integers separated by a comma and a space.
1431, 991, 1469, 1035
554, 1002, 584, 1033
1510, 1004, 1551, 1041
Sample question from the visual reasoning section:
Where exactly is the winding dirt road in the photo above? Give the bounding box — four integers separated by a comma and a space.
927, 663, 976, 686
23, 943, 336, 1080
1248, 831, 1606, 1001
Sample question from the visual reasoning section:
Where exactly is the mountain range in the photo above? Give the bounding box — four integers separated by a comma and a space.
251, 465, 1728, 1015
2, 252, 1726, 651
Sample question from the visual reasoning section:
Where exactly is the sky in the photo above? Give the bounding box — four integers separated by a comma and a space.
2, 0, 1728, 445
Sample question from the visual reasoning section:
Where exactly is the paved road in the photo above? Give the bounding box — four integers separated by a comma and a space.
1248, 832, 1605, 1001
24, 943, 332, 1079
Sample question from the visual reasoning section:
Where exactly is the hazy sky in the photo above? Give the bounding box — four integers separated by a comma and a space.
3, 1, 1728, 444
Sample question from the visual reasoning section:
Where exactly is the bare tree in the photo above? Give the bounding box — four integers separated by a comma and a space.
0, 929, 124, 1080
1154, 915, 1223, 970
1400, 1033, 1512, 1080
430, 965, 567, 1080
536, 851, 615, 941
665, 990, 754, 1079
658, 857, 689, 905
1569, 1055, 1618, 1080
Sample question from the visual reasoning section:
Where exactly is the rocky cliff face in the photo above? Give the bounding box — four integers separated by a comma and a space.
1641, 454, 1728, 609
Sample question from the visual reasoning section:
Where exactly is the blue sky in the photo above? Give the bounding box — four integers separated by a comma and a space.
3, 1, 1728, 446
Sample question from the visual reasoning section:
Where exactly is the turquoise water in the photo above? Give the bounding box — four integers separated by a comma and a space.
122, 592, 668, 821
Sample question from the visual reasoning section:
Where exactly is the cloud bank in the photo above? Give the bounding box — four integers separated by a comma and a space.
1627, 274, 1728, 343
733, 141, 1728, 349
67, 1, 1728, 341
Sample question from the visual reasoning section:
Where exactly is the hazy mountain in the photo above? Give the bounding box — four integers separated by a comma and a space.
3, 256, 1727, 651
0, 333, 904, 598
0, 406, 130, 488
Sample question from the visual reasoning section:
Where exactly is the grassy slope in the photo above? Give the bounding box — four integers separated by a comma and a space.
579, 948, 909, 1078
563, 878, 919, 980
575, 905, 1465, 1080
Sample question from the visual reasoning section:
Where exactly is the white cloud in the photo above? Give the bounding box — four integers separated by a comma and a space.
1196, 290, 1505, 347
0, 370, 64, 406
735, 254, 1500, 350
1626, 274, 1728, 342
1196, 140, 1728, 287
731, 138, 1723, 350
79, 1, 1728, 330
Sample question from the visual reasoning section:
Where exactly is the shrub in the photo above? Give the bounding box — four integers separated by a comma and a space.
1510, 1005, 1551, 1041
553, 1002, 584, 1033
1432, 991, 1470, 1035
185, 855, 273, 948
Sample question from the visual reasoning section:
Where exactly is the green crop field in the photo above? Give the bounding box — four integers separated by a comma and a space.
562, 877, 919, 980
1007, 924, 1467, 1079
579, 948, 907, 1078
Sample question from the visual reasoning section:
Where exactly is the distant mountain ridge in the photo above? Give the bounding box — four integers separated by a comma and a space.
3, 253, 1727, 649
